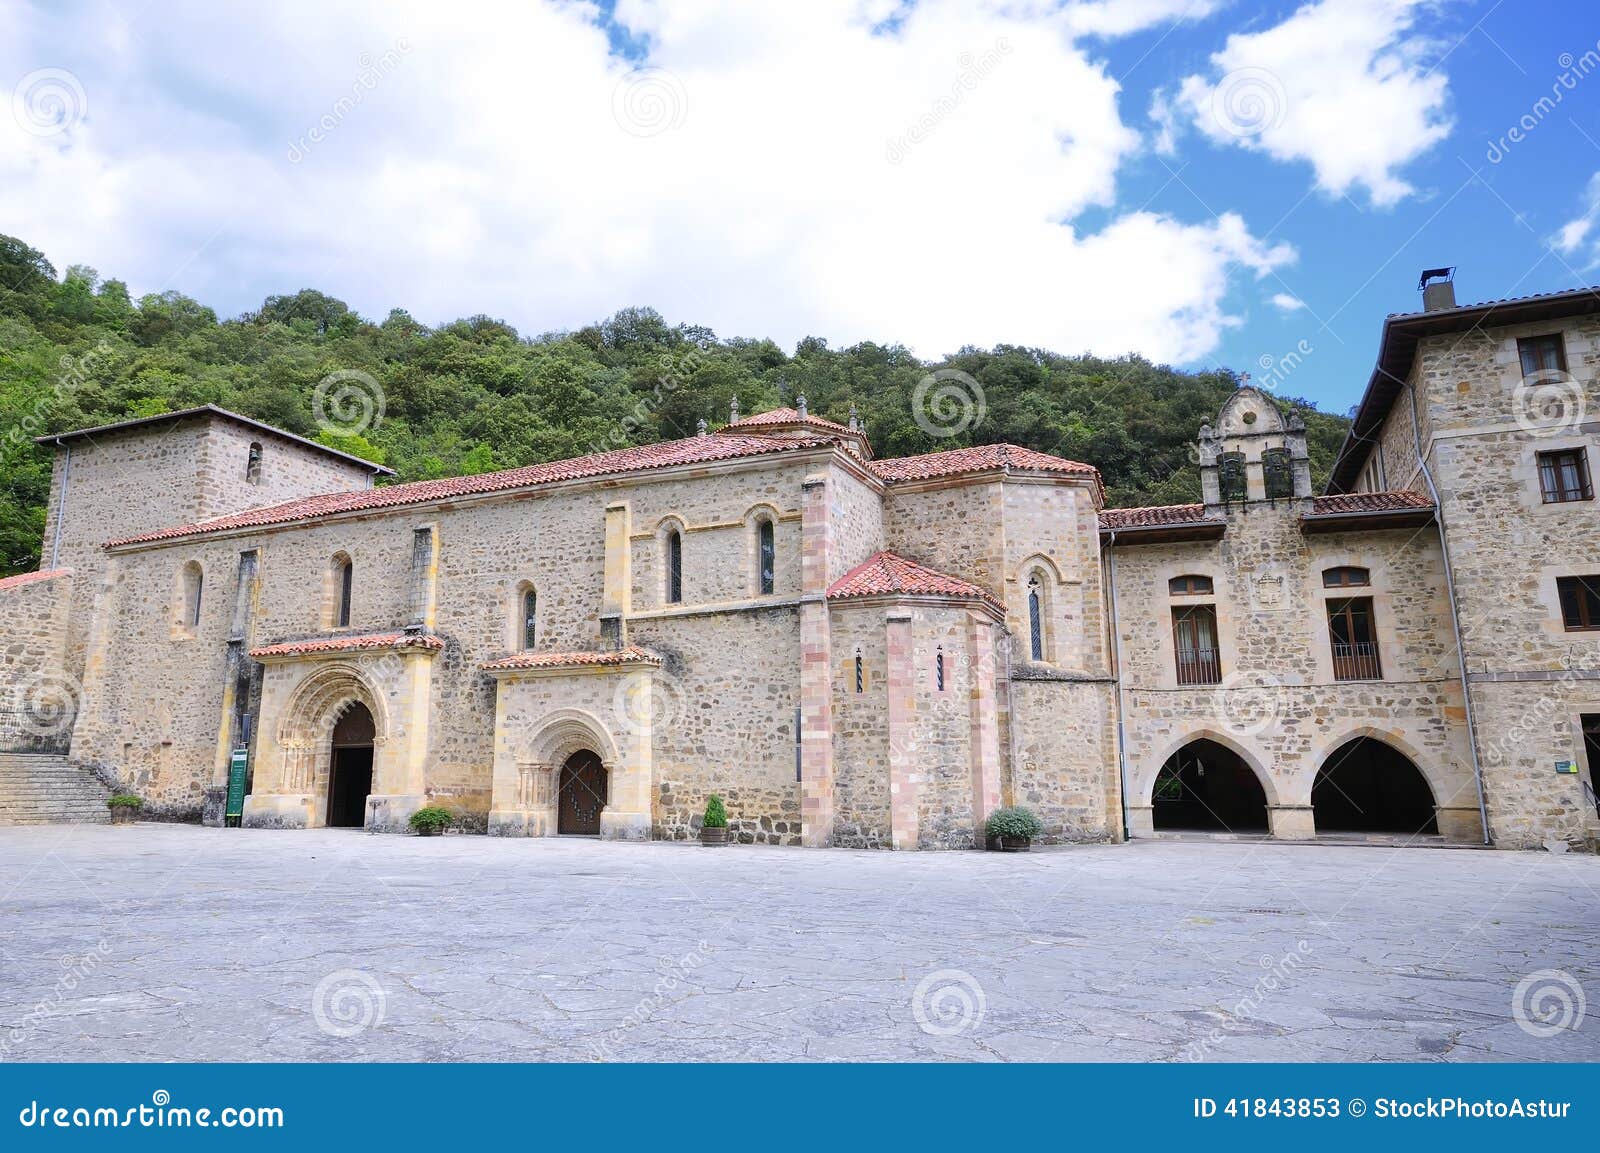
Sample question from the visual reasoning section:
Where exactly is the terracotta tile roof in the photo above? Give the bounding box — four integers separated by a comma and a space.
1308, 491, 1433, 515
249, 631, 444, 659
0, 568, 71, 593
826, 551, 1001, 611
724, 406, 853, 434
872, 443, 1099, 485
108, 433, 835, 548
1098, 504, 1215, 530
481, 645, 662, 672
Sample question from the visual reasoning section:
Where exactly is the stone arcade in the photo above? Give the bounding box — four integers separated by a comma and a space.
3, 273, 1598, 849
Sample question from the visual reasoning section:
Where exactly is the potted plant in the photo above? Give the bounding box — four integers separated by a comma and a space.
106, 794, 143, 825
699, 795, 729, 846
408, 806, 452, 837
985, 805, 1043, 852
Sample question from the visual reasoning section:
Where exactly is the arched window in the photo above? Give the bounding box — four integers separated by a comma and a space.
854, 647, 863, 694
520, 586, 537, 651
935, 647, 946, 692
666, 529, 683, 604
177, 562, 203, 631
1027, 576, 1044, 662
245, 442, 263, 485
1322, 566, 1370, 589
1168, 574, 1215, 596
757, 518, 775, 595
329, 554, 354, 628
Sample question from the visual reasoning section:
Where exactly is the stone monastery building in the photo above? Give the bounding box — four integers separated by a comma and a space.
3, 272, 1598, 850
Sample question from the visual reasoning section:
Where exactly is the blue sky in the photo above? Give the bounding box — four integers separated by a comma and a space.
2, 0, 1598, 417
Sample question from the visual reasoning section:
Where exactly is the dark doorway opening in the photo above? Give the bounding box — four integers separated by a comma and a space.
1312, 737, 1436, 834
557, 750, 607, 835
1152, 739, 1268, 832
327, 703, 375, 828
1582, 715, 1600, 818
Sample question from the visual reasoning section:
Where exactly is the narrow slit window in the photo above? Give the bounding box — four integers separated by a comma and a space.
245, 442, 263, 485
936, 648, 946, 692
758, 519, 775, 595
521, 587, 537, 650
336, 558, 353, 627
666, 529, 683, 604
1027, 576, 1044, 662
854, 649, 863, 694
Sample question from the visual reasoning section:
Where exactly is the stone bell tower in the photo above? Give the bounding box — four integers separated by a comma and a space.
1197, 385, 1313, 511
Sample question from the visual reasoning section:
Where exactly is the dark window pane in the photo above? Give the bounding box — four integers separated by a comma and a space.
667, 531, 682, 604
1028, 589, 1043, 661
522, 589, 537, 650
1172, 605, 1220, 685
758, 520, 775, 595
1559, 575, 1600, 630
337, 561, 353, 627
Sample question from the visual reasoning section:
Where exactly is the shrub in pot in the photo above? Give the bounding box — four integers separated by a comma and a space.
700, 795, 729, 846
985, 806, 1043, 852
106, 794, 142, 825
409, 806, 453, 837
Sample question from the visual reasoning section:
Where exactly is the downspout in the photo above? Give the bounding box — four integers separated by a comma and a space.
1105, 528, 1131, 841
49, 440, 71, 570
1406, 380, 1491, 845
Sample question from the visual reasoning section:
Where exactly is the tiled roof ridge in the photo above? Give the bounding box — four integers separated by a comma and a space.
826, 550, 1001, 611
248, 631, 444, 659
0, 568, 71, 593
481, 645, 663, 671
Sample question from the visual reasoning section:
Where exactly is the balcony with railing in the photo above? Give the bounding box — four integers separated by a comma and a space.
1175, 647, 1222, 686
1331, 641, 1383, 681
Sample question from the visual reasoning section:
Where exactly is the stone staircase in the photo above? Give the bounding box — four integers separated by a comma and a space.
0, 753, 112, 825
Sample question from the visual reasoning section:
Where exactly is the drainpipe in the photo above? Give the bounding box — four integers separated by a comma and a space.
1105, 528, 1131, 841
49, 440, 71, 570
1406, 381, 1491, 845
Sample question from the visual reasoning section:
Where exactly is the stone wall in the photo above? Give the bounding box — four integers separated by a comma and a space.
1405, 316, 1600, 846
0, 570, 74, 750
1109, 497, 1479, 840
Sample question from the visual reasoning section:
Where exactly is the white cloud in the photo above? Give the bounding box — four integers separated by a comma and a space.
0, 0, 1295, 364
1270, 292, 1306, 312
1177, 0, 1452, 206
1553, 172, 1600, 267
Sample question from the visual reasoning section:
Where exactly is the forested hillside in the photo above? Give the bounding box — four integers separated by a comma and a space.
0, 233, 1350, 577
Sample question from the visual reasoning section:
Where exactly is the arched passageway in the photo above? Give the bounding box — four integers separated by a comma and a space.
557, 749, 607, 835
1152, 739, 1268, 832
326, 703, 375, 828
1312, 737, 1437, 834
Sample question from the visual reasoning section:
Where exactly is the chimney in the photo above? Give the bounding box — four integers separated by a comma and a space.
1419, 266, 1456, 312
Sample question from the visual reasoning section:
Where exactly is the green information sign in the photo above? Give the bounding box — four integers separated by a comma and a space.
1555, 760, 1577, 775
224, 747, 249, 827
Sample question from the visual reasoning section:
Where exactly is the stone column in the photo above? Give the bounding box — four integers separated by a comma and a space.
966, 611, 1001, 846
1268, 804, 1315, 840
799, 474, 835, 846
365, 649, 435, 832
886, 609, 918, 850
602, 668, 654, 841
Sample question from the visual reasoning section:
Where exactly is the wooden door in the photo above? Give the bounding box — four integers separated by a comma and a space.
557, 751, 607, 835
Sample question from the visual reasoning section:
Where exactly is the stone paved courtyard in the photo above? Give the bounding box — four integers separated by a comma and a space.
1, 824, 1596, 1062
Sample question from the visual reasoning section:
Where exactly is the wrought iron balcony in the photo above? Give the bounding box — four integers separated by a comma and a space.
1331, 641, 1383, 681
1175, 648, 1221, 686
